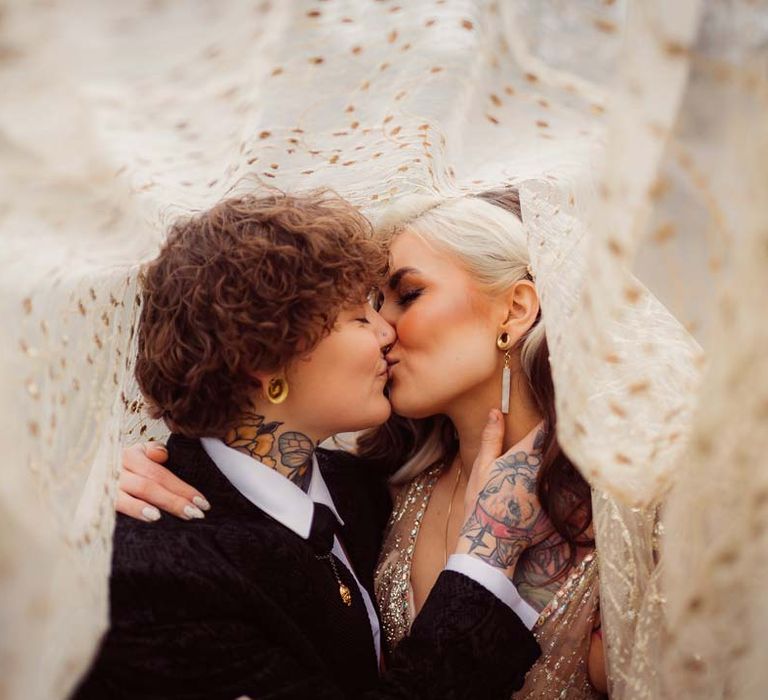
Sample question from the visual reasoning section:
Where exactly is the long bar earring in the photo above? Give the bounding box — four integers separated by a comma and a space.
496, 331, 513, 414
501, 350, 512, 414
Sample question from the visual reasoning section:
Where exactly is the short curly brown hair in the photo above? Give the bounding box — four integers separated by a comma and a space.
135, 190, 387, 438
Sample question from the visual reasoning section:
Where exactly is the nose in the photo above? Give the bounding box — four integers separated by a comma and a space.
371, 308, 396, 349
377, 298, 397, 326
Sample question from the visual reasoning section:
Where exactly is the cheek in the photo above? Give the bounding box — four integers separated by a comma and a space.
291, 329, 390, 429
323, 328, 391, 409
395, 300, 441, 351
325, 331, 391, 424
391, 295, 498, 413
309, 330, 380, 388
399, 293, 494, 369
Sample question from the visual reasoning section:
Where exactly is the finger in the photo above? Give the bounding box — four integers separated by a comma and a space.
123, 441, 153, 472
465, 409, 505, 509
472, 409, 505, 473
120, 471, 206, 521
116, 490, 162, 523
124, 444, 210, 512
143, 441, 169, 463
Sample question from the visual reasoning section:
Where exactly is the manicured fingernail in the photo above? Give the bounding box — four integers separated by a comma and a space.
193, 496, 211, 511
183, 504, 205, 520
142, 506, 161, 522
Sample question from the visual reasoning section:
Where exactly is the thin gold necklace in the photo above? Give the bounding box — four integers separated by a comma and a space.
444, 458, 465, 567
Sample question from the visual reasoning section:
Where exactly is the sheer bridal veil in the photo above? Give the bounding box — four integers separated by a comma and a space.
0, 1, 766, 697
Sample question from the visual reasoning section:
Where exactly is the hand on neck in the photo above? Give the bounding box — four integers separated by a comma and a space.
449, 369, 543, 473
223, 408, 321, 493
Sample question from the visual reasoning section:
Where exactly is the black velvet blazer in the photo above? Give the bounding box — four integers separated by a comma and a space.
73, 435, 540, 699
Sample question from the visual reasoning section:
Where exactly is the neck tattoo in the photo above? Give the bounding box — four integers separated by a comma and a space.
224, 411, 315, 492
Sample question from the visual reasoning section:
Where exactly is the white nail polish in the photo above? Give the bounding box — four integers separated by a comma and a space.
141, 506, 161, 522
183, 504, 205, 520
193, 496, 211, 511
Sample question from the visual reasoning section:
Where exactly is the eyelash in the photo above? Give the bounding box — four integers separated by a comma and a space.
397, 289, 423, 307
356, 317, 371, 324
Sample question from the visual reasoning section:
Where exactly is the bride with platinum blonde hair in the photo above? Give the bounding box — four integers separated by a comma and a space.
364, 188, 605, 698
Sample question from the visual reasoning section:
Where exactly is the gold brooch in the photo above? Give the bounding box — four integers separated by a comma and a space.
339, 583, 352, 606
317, 553, 353, 607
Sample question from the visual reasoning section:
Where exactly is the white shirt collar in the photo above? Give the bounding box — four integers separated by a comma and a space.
200, 437, 344, 539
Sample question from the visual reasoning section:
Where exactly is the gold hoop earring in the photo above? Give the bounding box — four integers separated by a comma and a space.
496, 331, 513, 350
265, 376, 289, 404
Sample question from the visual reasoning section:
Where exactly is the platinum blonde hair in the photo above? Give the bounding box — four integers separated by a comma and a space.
381, 195, 546, 483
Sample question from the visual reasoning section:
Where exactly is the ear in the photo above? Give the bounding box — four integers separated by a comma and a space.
251, 370, 271, 388
500, 280, 540, 341
250, 369, 284, 398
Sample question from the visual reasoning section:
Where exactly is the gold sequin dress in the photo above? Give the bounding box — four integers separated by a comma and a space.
374, 468, 602, 699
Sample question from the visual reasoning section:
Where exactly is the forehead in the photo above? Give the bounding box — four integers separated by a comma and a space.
388, 229, 462, 278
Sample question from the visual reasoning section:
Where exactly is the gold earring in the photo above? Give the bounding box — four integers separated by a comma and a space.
265, 376, 289, 404
496, 331, 513, 350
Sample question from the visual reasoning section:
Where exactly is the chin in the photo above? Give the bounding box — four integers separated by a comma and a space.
345, 398, 392, 432
369, 398, 393, 425
389, 387, 442, 420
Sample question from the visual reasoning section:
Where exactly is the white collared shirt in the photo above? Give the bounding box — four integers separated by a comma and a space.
200, 439, 539, 662
200, 438, 383, 661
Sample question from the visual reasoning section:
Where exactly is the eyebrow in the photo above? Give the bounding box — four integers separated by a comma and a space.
388, 266, 419, 290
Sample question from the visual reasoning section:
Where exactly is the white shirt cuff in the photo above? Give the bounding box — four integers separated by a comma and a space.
445, 554, 540, 630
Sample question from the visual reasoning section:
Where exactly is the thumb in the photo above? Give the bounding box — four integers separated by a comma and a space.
474, 409, 504, 471
143, 441, 169, 463
464, 410, 505, 513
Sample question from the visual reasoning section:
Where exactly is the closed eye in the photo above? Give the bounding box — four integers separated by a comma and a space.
397, 289, 423, 307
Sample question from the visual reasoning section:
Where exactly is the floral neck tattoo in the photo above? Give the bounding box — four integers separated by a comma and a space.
224, 411, 315, 492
